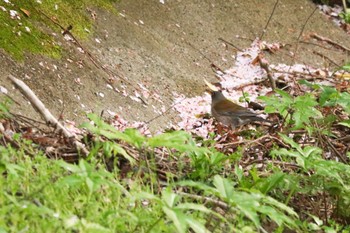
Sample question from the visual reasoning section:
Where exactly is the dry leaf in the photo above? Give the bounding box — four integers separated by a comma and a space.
20, 8, 30, 17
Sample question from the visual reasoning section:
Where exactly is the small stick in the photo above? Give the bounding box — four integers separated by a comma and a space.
260, 0, 280, 40
8, 75, 89, 156
312, 51, 341, 68
258, 53, 276, 90
178, 192, 229, 210
293, 6, 318, 64
310, 33, 350, 53
300, 40, 334, 51
231, 79, 269, 90
218, 37, 243, 52
0, 92, 21, 106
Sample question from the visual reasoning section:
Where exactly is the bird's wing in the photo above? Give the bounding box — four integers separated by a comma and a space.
214, 100, 241, 111
220, 109, 259, 117
214, 101, 258, 117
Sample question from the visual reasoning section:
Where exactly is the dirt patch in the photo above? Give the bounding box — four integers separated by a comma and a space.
1, 0, 349, 131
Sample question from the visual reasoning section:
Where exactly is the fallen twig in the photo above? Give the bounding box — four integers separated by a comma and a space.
178, 192, 229, 210
218, 37, 243, 52
8, 75, 89, 156
258, 52, 276, 90
260, 0, 279, 40
293, 6, 318, 64
310, 33, 350, 53
312, 51, 341, 68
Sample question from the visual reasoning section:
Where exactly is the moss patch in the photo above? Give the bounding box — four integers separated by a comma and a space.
0, 0, 118, 60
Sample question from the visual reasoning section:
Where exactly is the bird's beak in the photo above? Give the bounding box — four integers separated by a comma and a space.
204, 79, 219, 92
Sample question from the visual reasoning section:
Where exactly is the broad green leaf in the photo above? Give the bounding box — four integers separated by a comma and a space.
186, 217, 209, 233
85, 177, 94, 195
235, 165, 244, 182
293, 94, 321, 129
213, 175, 234, 199
2, 163, 25, 177
80, 114, 146, 148
162, 189, 179, 208
57, 160, 81, 173
176, 203, 211, 213
231, 192, 260, 227
123, 128, 146, 148
103, 141, 136, 165
162, 206, 187, 233
271, 147, 306, 168
338, 92, 350, 113
79, 159, 88, 173
342, 64, 350, 70
58, 175, 83, 187
279, 134, 300, 150
148, 131, 191, 149
80, 218, 112, 232
259, 172, 285, 194
263, 195, 298, 217
302, 146, 322, 158
176, 180, 218, 194
319, 86, 338, 106
339, 120, 350, 128
258, 89, 292, 117
258, 205, 296, 228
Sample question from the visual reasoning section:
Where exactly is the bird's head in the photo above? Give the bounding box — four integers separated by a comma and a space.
203, 79, 226, 103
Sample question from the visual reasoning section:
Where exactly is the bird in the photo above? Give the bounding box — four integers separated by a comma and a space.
209, 90, 270, 128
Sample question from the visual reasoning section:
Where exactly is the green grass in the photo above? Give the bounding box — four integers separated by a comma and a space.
0, 0, 118, 59
0, 149, 160, 232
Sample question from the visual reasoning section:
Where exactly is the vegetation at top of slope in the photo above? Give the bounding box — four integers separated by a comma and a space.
0, 0, 119, 59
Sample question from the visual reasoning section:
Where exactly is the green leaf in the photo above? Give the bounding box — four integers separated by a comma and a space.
258, 172, 285, 194
279, 134, 300, 150
213, 175, 234, 199
209, 151, 227, 166
185, 217, 209, 233
162, 189, 180, 208
338, 92, 350, 113
58, 175, 83, 187
176, 180, 218, 194
263, 195, 298, 217
339, 120, 350, 128
162, 206, 187, 233
258, 199, 298, 228
148, 131, 191, 149
302, 146, 322, 158
81, 114, 146, 148
103, 141, 136, 165
2, 163, 25, 177
85, 177, 94, 195
122, 128, 146, 148
80, 218, 112, 232
271, 148, 305, 168
316, 85, 350, 113
258, 89, 293, 123
293, 94, 321, 129
230, 192, 260, 227
176, 203, 211, 213
57, 160, 81, 173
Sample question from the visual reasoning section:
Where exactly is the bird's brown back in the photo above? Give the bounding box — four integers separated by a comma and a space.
212, 99, 259, 117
